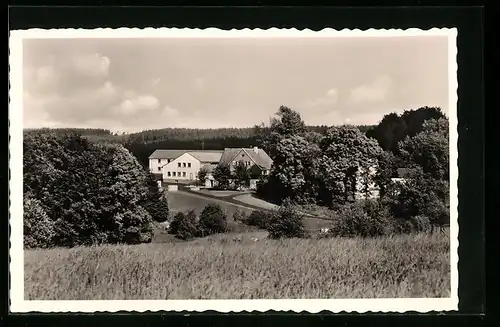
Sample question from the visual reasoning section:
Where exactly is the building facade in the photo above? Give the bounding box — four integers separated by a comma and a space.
148, 147, 273, 189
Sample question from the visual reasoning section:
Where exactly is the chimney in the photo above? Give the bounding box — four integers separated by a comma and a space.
253, 146, 259, 154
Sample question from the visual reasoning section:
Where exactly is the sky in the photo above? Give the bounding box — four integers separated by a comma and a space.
23, 35, 450, 133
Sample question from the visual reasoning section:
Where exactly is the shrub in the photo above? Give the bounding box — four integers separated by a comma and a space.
170, 210, 199, 240
410, 215, 432, 233
198, 204, 228, 236
267, 201, 308, 239
23, 197, 56, 249
245, 210, 272, 229
143, 197, 170, 223
329, 200, 394, 238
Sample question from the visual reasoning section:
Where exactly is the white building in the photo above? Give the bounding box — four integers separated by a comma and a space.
148, 150, 223, 184
148, 147, 273, 189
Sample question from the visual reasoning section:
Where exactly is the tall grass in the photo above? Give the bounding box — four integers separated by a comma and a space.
25, 232, 450, 300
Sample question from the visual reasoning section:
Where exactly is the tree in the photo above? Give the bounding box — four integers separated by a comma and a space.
213, 163, 232, 189
268, 135, 321, 204
23, 133, 154, 248
399, 117, 449, 181
366, 107, 446, 154
142, 172, 169, 223
316, 125, 383, 206
197, 168, 208, 186
198, 204, 228, 236
23, 197, 56, 249
233, 162, 250, 189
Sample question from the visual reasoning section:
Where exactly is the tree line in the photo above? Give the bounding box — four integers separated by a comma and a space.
253, 105, 449, 234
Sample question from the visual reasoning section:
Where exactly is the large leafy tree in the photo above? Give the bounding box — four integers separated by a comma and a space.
213, 163, 232, 189
399, 117, 450, 181
23, 133, 154, 247
269, 135, 321, 203
316, 125, 383, 206
367, 106, 446, 154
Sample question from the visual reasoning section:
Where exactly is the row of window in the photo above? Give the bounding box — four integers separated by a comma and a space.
167, 171, 189, 177
157, 159, 171, 164
232, 161, 252, 166
177, 162, 192, 168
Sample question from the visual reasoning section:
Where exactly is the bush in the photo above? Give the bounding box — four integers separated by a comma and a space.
23, 197, 56, 249
143, 197, 170, 223
267, 202, 308, 239
245, 210, 272, 229
170, 210, 199, 240
198, 204, 228, 236
410, 215, 432, 233
329, 200, 394, 238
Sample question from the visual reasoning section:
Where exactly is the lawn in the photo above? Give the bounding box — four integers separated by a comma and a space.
24, 232, 450, 300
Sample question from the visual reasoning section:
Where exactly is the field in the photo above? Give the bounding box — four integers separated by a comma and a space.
24, 231, 450, 300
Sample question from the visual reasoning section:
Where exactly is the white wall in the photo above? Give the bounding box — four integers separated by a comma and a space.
161, 152, 202, 182
149, 158, 172, 174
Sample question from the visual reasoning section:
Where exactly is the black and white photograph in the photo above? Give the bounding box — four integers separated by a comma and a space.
9, 28, 458, 313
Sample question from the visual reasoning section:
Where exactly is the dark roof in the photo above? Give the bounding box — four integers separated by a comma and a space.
149, 149, 223, 161
219, 147, 273, 170
201, 164, 217, 173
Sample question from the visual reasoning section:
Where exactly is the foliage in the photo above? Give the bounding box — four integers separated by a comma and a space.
399, 117, 450, 181
268, 135, 321, 204
315, 125, 383, 206
198, 204, 228, 236
366, 106, 446, 154
244, 210, 273, 229
233, 162, 250, 189
267, 200, 308, 239
23, 197, 56, 249
197, 168, 208, 186
141, 173, 169, 223
213, 164, 232, 190
383, 167, 450, 225
23, 133, 154, 248
329, 200, 395, 238
169, 210, 199, 240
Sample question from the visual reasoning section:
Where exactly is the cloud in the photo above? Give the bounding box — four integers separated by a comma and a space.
70, 53, 110, 78
193, 77, 205, 90
305, 88, 339, 108
117, 94, 160, 116
348, 75, 393, 104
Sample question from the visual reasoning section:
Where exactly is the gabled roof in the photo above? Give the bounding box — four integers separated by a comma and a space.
149, 150, 189, 160
219, 147, 273, 170
149, 149, 223, 161
188, 151, 223, 163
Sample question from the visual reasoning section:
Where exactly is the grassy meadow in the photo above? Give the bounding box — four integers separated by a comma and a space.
25, 231, 450, 300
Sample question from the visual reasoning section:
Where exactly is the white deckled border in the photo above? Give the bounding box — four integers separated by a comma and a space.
8, 27, 459, 313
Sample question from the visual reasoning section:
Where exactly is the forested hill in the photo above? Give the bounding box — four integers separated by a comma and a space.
23, 105, 443, 168
24, 125, 375, 167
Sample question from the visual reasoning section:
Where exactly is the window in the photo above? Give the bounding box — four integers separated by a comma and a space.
167, 159, 171, 163
182, 172, 186, 177
157, 159, 161, 164
172, 172, 176, 177
168, 172, 171, 177
188, 163, 191, 168
183, 163, 186, 168
178, 163, 181, 168
246, 161, 251, 166
158, 167, 161, 171
178, 172, 181, 177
